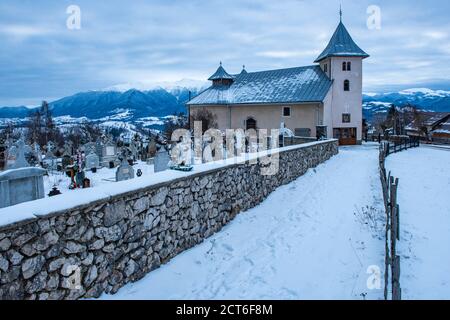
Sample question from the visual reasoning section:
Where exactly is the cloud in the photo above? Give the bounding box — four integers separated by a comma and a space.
0, 24, 53, 38
0, 0, 450, 105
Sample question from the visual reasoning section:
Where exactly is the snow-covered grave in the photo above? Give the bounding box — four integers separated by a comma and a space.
386, 146, 450, 299
100, 144, 386, 300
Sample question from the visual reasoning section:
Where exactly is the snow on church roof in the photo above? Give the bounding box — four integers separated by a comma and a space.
314, 21, 369, 63
208, 63, 235, 81
188, 65, 332, 105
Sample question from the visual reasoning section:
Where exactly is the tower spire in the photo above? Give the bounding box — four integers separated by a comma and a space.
339, 5, 342, 22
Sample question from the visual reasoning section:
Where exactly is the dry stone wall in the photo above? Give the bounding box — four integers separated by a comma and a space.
0, 140, 338, 300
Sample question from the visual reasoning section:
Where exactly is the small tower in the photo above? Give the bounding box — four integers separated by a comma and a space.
208, 62, 235, 86
315, 10, 369, 144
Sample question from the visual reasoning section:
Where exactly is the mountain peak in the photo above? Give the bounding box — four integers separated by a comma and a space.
104, 78, 209, 93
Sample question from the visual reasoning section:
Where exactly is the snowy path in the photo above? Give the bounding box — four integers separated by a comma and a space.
386, 147, 450, 299
101, 144, 385, 300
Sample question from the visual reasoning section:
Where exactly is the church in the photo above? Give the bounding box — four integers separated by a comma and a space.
187, 16, 369, 145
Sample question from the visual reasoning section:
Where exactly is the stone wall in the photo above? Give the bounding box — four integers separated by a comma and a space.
0, 140, 338, 300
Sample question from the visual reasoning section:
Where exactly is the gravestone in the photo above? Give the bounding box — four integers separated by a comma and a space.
43, 147, 57, 170
85, 151, 100, 171
95, 140, 103, 160
6, 139, 32, 170
0, 167, 46, 208
154, 148, 170, 173
102, 140, 117, 168
116, 158, 135, 182
0, 138, 6, 171
295, 128, 311, 137
83, 142, 96, 154
29, 142, 42, 165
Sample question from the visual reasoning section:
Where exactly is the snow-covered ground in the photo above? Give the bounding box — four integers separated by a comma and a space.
100, 144, 386, 300
386, 146, 450, 299
44, 161, 154, 197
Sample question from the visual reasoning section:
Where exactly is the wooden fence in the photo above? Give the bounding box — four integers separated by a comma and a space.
379, 136, 419, 300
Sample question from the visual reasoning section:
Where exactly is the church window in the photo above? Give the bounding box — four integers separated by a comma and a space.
342, 113, 351, 123
324, 64, 328, 73
283, 107, 291, 117
344, 80, 350, 91
347, 61, 351, 71
342, 62, 347, 71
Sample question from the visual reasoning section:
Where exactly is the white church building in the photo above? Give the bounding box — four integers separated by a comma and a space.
187, 17, 369, 145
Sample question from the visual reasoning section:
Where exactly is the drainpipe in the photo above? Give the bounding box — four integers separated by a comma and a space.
228, 104, 232, 130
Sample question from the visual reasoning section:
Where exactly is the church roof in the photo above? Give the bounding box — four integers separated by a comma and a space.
315, 22, 369, 62
188, 65, 332, 105
208, 64, 235, 81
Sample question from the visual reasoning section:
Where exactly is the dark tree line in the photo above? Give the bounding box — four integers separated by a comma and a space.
27, 101, 64, 147
372, 104, 426, 136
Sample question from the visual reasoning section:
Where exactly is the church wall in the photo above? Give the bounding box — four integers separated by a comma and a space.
329, 57, 364, 142
191, 103, 321, 137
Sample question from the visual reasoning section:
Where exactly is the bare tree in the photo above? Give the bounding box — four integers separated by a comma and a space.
190, 108, 218, 133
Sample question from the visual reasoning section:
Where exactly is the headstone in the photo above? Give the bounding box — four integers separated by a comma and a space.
102, 140, 117, 168
295, 128, 311, 137
0, 167, 46, 208
0, 138, 6, 171
43, 148, 57, 171
83, 142, 96, 154
95, 140, 103, 160
85, 151, 100, 171
154, 148, 170, 173
116, 158, 135, 182
6, 139, 32, 170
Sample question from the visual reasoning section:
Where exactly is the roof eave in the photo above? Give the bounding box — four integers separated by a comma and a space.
314, 53, 370, 63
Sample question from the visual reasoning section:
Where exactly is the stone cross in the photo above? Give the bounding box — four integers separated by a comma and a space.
7, 139, 31, 170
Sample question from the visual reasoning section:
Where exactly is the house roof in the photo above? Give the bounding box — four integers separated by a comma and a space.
208, 64, 235, 81
315, 22, 369, 63
406, 112, 450, 131
188, 65, 332, 106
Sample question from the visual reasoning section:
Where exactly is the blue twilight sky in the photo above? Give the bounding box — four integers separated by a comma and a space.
0, 0, 449, 106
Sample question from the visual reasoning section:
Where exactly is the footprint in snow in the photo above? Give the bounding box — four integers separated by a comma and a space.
222, 244, 234, 252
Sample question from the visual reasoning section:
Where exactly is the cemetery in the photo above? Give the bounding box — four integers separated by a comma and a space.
0, 137, 338, 300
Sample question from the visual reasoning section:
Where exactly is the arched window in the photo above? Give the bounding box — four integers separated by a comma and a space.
344, 80, 350, 91
342, 62, 347, 71
246, 117, 257, 130
347, 61, 351, 71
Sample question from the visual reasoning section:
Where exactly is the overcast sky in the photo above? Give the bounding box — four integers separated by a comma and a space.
0, 0, 449, 106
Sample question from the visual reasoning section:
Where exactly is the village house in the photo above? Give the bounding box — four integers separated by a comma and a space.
187, 17, 369, 145
406, 112, 450, 144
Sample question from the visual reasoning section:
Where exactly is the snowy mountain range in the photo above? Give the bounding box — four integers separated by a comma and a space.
0, 85, 449, 125
362, 88, 450, 120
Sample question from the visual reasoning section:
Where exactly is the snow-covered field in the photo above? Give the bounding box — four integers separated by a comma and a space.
386, 146, 450, 299
100, 144, 386, 300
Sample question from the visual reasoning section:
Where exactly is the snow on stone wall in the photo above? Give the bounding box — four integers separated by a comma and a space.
0, 140, 338, 300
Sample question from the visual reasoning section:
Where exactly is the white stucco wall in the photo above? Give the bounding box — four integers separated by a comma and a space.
321, 57, 364, 142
